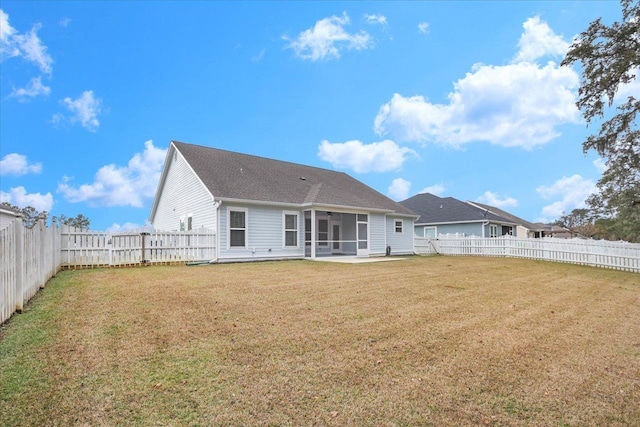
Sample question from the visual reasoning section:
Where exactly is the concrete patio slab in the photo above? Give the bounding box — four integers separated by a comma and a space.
311, 256, 409, 264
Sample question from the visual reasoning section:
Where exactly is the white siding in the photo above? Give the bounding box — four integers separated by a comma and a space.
152, 151, 216, 232
386, 216, 414, 255
218, 203, 305, 262
369, 213, 386, 256
0, 212, 17, 230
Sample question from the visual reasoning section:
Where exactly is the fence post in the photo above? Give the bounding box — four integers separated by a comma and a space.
38, 218, 46, 289
141, 231, 150, 265
13, 217, 24, 313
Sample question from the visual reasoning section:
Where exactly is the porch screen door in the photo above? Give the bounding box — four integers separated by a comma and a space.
356, 214, 368, 257
332, 223, 340, 254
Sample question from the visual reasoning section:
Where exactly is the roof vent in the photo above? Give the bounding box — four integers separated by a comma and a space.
300, 176, 306, 181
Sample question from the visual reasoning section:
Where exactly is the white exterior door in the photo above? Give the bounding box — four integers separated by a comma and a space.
356, 214, 369, 257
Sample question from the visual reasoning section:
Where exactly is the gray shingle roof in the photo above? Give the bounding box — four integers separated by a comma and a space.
400, 193, 515, 224
468, 201, 538, 230
172, 141, 416, 215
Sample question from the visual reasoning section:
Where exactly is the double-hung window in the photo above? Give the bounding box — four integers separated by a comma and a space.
229, 208, 247, 248
395, 220, 403, 233
489, 224, 498, 238
284, 212, 299, 247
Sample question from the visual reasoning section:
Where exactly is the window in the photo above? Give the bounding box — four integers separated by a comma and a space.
489, 224, 498, 238
229, 209, 247, 248
284, 212, 298, 247
187, 215, 193, 231
179, 217, 185, 232
395, 220, 403, 233
318, 219, 328, 246
424, 227, 437, 238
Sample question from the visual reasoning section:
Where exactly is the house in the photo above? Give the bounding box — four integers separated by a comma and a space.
466, 201, 538, 239
0, 205, 21, 230
149, 141, 418, 262
400, 193, 519, 238
467, 201, 580, 239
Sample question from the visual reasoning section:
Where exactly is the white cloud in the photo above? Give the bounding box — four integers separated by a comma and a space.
8, 76, 50, 101
593, 157, 607, 174
0, 153, 42, 176
476, 191, 518, 208
318, 139, 417, 173
614, 68, 640, 102
283, 12, 372, 61
536, 174, 596, 220
252, 48, 266, 62
364, 14, 387, 26
56, 90, 103, 131
0, 186, 53, 212
419, 183, 445, 196
388, 178, 411, 201
107, 222, 147, 233
373, 16, 580, 149
0, 9, 17, 48
418, 22, 430, 34
513, 16, 569, 63
0, 10, 53, 74
57, 140, 167, 207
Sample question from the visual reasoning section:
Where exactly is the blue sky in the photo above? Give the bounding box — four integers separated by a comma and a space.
1, 1, 633, 231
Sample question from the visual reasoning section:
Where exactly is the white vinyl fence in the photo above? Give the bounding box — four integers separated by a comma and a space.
1, 221, 216, 324
60, 226, 216, 268
415, 235, 640, 273
1, 218, 61, 325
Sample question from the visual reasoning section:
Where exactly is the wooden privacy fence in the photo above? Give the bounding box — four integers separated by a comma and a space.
1, 222, 216, 324
415, 235, 640, 273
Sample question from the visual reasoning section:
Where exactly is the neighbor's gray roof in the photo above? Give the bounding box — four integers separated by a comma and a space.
172, 141, 416, 215
400, 193, 516, 225
467, 201, 538, 230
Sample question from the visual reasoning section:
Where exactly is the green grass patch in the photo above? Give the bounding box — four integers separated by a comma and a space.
1, 257, 639, 426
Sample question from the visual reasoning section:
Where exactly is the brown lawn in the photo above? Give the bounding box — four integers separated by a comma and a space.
1, 256, 639, 426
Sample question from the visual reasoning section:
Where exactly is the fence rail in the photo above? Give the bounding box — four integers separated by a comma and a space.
1, 222, 216, 324
415, 235, 640, 273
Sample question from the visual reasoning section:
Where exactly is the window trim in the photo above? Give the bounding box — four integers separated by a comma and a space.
228, 207, 248, 249
283, 211, 299, 248
424, 226, 437, 238
489, 224, 498, 238
395, 219, 403, 233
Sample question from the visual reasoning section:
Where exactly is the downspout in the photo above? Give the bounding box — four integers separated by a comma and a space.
213, 199, 221, 263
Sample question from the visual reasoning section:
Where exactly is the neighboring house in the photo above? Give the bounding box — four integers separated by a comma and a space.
149, 141, 418, 262
400, 193, 519, 238
0, 205, 21, 230
466, 201, 538, 239
530, 223, 580, 239
467, 201, 579, 239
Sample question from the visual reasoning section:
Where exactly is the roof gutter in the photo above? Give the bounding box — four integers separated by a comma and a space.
216, 197, 416, 217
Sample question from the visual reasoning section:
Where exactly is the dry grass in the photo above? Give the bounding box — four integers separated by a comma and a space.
1, 256, 639, 426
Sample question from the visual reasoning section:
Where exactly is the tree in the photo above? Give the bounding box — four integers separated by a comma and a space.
554, 208, 598, 238
562, 0, 640, 242
56, 213, 91, 231
0, 202, 48, 228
